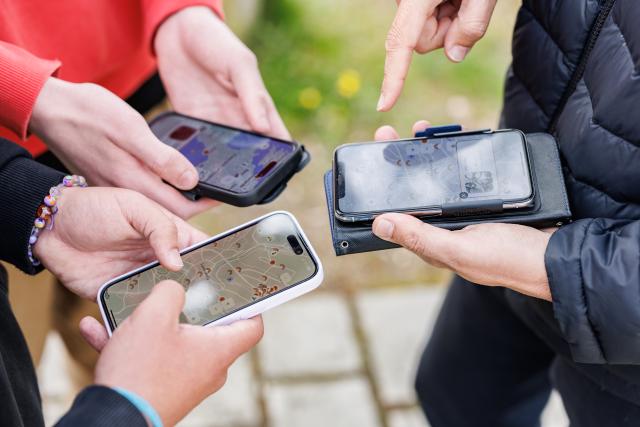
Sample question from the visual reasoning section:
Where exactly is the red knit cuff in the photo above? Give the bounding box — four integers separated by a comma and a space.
0, 42, 61, 140
143, 0, 224, 55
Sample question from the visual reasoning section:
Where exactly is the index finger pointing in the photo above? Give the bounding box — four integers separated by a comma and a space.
379, 0, 441, 111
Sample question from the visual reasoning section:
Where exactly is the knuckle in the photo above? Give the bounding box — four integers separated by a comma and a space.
385, 26, 407, 52
459, 20, 488, 41
241, 49, 258, 66
402, 229, 427, 255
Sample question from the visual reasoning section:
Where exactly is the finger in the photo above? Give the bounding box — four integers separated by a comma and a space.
134, 280, 186, 326
374, 125, 400, 141
120, 193, 184, 271
372, 213, 451, 259
380, 0, 441, 111
230, 54, 273, 134
79, 316, 109, 352
204, 316, 264, 363
444, 0, 497, 62
265, 96, 292, 140
412, 120, 431, 135
116, 110, 199, 190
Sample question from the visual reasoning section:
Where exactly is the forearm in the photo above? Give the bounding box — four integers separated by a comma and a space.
0, 41, 60, 138
54, 386, 147, 427
546, 218, 640, 363
0, 137, 63, 273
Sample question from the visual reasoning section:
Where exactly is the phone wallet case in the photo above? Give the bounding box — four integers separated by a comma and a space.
323, 131, 572, 256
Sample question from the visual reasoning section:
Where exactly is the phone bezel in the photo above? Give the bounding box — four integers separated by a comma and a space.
332, 129, 535, 222
97, 211, 323, 335
149, 112, 305, 207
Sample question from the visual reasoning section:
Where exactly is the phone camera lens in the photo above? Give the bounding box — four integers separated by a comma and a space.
287, 235, 304, 255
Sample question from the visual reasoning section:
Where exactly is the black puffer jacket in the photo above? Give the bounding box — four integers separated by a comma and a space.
501, 0, 640, 398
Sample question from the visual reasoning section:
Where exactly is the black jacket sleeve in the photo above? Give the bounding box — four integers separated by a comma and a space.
54, 386, 147, 427
0, 137, 63, 274
545, 217, 640, 364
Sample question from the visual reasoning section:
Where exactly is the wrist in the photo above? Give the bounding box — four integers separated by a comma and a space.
113, 387, 163, 427
31, 179, 87, 266
154, 6, 218, 54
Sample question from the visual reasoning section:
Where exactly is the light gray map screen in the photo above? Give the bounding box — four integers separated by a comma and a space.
101, 213, 318, 329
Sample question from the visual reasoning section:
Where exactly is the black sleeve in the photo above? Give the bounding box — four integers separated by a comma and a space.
0, 137, 63, 274
545, 217, 640, 364
54, 386, 147, 427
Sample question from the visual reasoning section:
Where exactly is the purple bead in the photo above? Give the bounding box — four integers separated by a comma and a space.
63, 175, 74, 187
44, 195, 56, 207
29, 235, 37, 245
34, 217, 46, 228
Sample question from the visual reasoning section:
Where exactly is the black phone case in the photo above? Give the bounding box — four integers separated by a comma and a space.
150, 112, 310, 207
324, 132, 572, 256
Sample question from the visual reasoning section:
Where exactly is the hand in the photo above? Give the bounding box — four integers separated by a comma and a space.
155, 6, 290, 139
79, 280, 264, 426
378, 0, 498, 111
33, 187, 207, 300
30, 77, 217, 219
371, 122, 554, 301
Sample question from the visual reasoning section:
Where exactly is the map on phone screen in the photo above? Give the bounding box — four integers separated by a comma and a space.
101, 214, 317, 328
152, 115, 297, 194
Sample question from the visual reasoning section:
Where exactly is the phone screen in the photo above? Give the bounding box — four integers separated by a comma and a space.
334, 131, 532, 217
100, 213, 318, 329
151, 114, 298, 194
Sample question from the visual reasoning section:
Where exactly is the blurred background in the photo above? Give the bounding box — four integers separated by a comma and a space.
7, 1, 569, 426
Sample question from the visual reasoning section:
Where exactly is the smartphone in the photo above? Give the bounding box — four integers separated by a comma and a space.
333, 129, 534, 222
150, 112, 307, 207
97, 211, 323, 335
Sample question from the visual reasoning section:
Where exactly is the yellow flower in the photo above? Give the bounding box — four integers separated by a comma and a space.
299, 87, 322, 110
337, 69, 361, 98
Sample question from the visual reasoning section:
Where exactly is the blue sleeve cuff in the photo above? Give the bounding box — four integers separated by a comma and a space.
113, 387, 163, 427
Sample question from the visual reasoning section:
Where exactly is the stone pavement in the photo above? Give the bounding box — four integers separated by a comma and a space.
39, 285, 569, 427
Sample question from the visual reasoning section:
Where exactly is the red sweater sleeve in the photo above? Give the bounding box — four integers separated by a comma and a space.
142, 0, 224, 53
0, 42, 60, 139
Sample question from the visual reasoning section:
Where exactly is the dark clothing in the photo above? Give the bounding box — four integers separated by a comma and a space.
416, 278, 640, 427
0, 139, 147, 426
417, 0, 640, 426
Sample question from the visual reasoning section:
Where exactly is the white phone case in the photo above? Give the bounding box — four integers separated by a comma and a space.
97, 211, 324, 336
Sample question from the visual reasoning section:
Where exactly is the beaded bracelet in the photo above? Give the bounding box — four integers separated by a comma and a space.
28, 175, 88, 266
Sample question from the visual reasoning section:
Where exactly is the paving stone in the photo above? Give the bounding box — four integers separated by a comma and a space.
541, 391, 569, 427
179, 353, 261, 427
387, 408, 431, 427
355, 285, 446, 406
258, 292, 362, 377
265, 377, 382, 427
38, 333, 75, 426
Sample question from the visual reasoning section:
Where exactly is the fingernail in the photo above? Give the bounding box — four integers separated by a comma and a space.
377, 93, 386, 112
179, 169, 198, 189
448, 45, 469, 62
168, 251, 184, 270
374, 218, 394, 240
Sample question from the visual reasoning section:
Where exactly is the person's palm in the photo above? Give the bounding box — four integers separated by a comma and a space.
155, 6, 290, 139
34, 187, 207, 300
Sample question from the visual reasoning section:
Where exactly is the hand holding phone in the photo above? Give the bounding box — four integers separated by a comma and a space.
98, 211, 323, 334
81, 280, 263, 426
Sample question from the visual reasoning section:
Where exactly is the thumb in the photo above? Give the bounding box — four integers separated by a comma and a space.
133, 280, 186, 327
372, 213, 450, 259
444, 0, 496, 62
203, 316, 264, 364
117, 111, 199, 190
79, 316, 109, 352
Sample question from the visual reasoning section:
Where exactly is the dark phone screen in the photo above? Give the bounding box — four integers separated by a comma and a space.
100, 213, 318, 329
335, 131, 532, 216
151, 114, 298, 194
